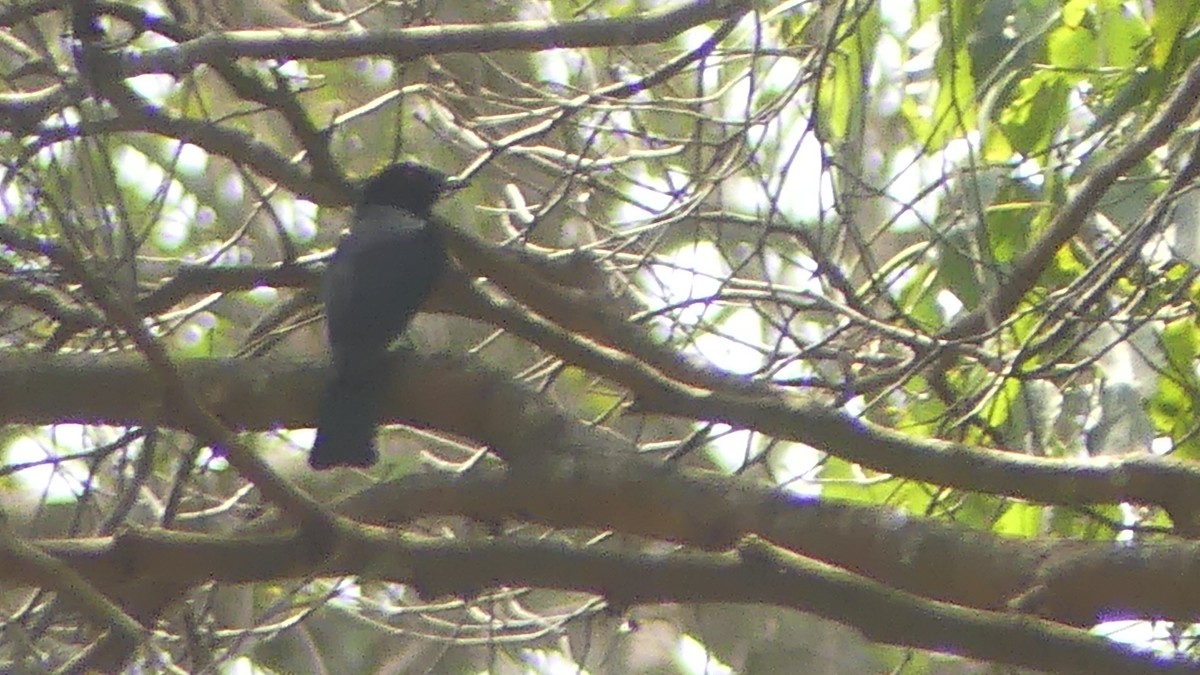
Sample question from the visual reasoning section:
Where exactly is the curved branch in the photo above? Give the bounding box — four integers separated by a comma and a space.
4, 234, 1200, 523
0, 517, 145, 670
945, 55, 1200, 339
22, 529, 1187, 675
4, 351, 1200, 628
111, 0, 752, 77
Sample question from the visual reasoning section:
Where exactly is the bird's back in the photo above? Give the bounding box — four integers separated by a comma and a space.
322, 204, 444, 373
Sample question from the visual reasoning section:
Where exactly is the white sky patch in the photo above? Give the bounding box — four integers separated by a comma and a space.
247, 286, 280, 304
614, 168, 689, 226
1067, 83, 1097, 133
273, 59, 307, 81
5, 427, 120, 502
675, 633, 734, 675
191, 240, 250, 267
365, 57, 395, 85
274, 198, 320, 241
774, 127, 831, 222
155, 204, 192, 250
689, 307, 767, 375
112, 145, 202, 250
722, 63, 755, 122
176, 322, 205, 348
881, 0, 915, 34
196, 445, 228, 471
886, 146, 935, 229
704, 424, 757, 473
221, 172, 245, 204
518, 649, 591, 674
680, 26, 720, 92
770, 441, 822, 497
762, 52, 804, 95
767, 253, 827, 381
140, 0, 167, 19
114, 145, 158, 192
220, 657, 268, 675
194, 204, 216, 230
286, 427, 316, 451
35, 135, 75, 168
641, 244, 766, 470
163, 141, 209, 176
642, 242, 728, 326
873, 34, 905, 116
1098, 342, 1137, 386
935, 288, 963, 319
905, 14, 942, 75
176, 310, 217, 349
533, 48, 586, 88
1093, 620, 1177, 659
942, 133, 980, 167
121, 27, 179, 105
770, 357, 815, 384
579, 107, 638, 153
883, 132, 982, 232
722, 174, 768, 214
0, 167, 24, 219
642, 244, 829, 478
775, 248, 820, 287
126, 74, 177, 107
1013, 155, 1046, 186
1151, 436, 1173, 455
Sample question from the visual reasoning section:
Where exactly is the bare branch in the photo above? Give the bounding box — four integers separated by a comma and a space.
108, 0, 752, 77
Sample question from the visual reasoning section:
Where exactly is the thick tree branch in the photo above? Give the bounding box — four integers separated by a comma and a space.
433, 228, 1200, 523
0, 516, 145, 670
2, 227, 340, 537
6, 231, 1200, 523
4, 352, 1200, 627
106, 0, 751, 77
14, 529, 1191, 675
337, 467, 1200, 628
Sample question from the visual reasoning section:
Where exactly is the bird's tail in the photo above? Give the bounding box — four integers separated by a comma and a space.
310, 366, 386, 469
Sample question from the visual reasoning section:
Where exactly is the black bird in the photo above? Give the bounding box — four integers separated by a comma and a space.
309, 162, 462, 469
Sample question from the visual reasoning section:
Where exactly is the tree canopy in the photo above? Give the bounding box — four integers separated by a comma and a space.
2, 0, 1200, 672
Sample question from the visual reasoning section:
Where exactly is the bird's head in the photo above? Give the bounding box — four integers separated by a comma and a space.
356, 161, 465, 215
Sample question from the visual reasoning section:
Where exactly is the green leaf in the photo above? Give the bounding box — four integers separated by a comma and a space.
994, 502, 1045, 538
997, 71, 1070, 157
1046, 22, 1098, 70
1150, 0, 1198, 69
1048, 503, 1126, 539
896, 265, 943, 332
1148, 319, 1200, 457
927, 1, 978, 149
984, 187, 1042, 263
980, 377, 1021, 430
819, 456, 936, 511
816, 6, 879, 140
935, 231, 984, 310
1159, 316, 1198, 376
1095, 0, 1151, 68
1061, 0, 1093, 28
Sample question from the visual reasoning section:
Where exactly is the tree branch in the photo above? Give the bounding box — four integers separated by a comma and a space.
15, 528, 1192, 675
945, 54, 1200, 340
4, 352, 1200, 627
108, 0, 752, 77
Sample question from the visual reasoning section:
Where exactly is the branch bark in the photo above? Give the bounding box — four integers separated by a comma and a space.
107, 0, 752, 77
3, 352, 1200, 628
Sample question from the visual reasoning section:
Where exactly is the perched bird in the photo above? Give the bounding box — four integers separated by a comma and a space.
309, 162, 462, 469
